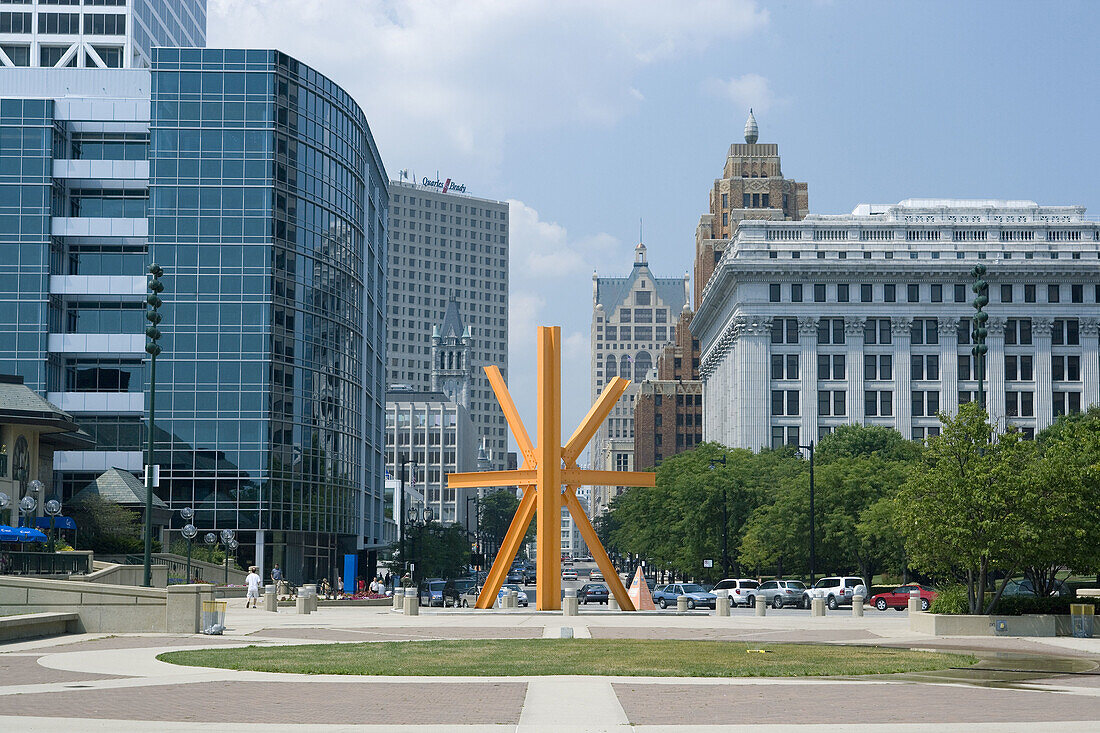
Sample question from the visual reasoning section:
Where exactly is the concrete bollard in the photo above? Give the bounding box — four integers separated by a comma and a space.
811, 597, 826, 617
510, 589, 519, 609
677, 595, 689, 613
264, 584, 277, 613
755, 594, 766, 617
296, 594, 310, 614
852, 595, 864, 617
301, 584, 318, 612
716, 593, 730, 617
563, 588, 579, 616
403, 587, 419, 616
608, 594, 619, 611
393, 590, 403, 611
908, 588, 922, 614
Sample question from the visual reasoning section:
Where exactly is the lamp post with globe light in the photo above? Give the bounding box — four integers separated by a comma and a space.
405, 504, 434, 584
44, 498, 62, 553
180, 507, 196, 583
0, 492, 9, 528
220, 528, 236, 585
143, 262, 165, 588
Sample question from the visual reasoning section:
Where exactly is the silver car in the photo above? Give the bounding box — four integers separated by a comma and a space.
754, 579, 807, 608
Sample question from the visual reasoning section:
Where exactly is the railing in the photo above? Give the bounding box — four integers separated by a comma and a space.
0, 551, 93, 576
121, 553, 242, 585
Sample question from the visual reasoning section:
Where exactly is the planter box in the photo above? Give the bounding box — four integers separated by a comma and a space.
911, 611, 1074, 637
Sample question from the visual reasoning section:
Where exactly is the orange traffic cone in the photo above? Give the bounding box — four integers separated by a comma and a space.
627, 567, 656, 611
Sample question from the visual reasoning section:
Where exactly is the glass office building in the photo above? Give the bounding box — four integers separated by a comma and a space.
0, 48, 388, 582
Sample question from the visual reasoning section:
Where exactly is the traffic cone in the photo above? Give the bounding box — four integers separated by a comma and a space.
627, 567, 656, 610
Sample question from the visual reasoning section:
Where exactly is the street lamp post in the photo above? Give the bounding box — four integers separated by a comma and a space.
180, 507, 195, 583
405, 504, 434, 584
971, 265, 989, 411
0, 493, 9, 529
797, 441, 816, 585
143, 263, 165, 588
220, 528, 236, 586
708, 456, 729, 579
465, 494, 480, 570
44, 498, 61, 554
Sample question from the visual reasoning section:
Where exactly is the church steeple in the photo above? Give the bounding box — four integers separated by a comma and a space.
431, 298, 472, 410
744, 108, 759, 144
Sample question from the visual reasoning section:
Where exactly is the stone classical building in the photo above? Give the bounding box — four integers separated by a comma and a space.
694, 110, 808, 308
694, 200, 1100, 450
633, 309, 703, 469
590, 243, 689, 514
386, 179, 509, 471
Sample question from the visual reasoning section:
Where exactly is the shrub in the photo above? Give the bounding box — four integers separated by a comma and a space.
928, 585, 969, 614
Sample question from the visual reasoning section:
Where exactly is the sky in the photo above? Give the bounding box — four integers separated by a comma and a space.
210, 0, 1100, 460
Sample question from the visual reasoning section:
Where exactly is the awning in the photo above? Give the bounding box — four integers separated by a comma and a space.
33, 516, 77, 531
0, 525, 48, 542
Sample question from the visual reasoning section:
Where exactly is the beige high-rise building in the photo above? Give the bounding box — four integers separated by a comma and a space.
694, 110, 809, 308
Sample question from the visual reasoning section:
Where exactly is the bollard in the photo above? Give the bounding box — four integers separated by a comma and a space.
755, 594, 766, 617
716, 593, 730, 617
393, 590, 403, 611
296, 594, 310, 614
608, 594, 619, 611
404, 587, 419, 616
677, 595, 689, 613
510, 589, 519, 609
264, 584, 277, 613
852, 595, 864, 617
563, 588, 579, 616
811, 597, 826, 617
908, 588, 922, 614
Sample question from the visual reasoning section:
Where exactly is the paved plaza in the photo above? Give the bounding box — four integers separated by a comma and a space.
1, 603, 1099, 731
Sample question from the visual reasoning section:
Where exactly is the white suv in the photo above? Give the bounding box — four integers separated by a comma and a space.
711, 578, 760, 607
802, 576, 868, 609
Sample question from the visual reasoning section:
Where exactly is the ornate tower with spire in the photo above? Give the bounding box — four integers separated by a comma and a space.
693, 110, 809, 307
430, 298, 473, 410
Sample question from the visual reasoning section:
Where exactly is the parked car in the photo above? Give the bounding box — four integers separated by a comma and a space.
419, 578, 461, 607
522, 568, 538, 585
1001, 578, 1072, 598
755, 579, 807, 608
501, 583, 529, 607
869, 584, 937, 611
711, 578, 760, 607
652, 583, 717, 610
579, 583, 609, 604
590, 569, 604, 582
802, 576, 868, 610
460, 585, 482, 607
506, 568, 525, 584
562, 569, 579, 581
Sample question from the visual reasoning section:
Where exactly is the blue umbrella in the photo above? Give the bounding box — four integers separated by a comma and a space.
15, 526, 47, 542
0, 525, 20, 542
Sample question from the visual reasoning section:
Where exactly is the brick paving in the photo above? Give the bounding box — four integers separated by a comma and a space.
0, 655, 124, 685
250, 626, 543, 642
0, 681, 528, 724
613, 681, 1100, 724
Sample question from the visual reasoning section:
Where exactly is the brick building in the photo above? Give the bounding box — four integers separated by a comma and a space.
694, 110, 809, 308
633, 309, 703, 469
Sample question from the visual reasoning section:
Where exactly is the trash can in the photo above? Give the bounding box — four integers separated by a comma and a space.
201, 600, 227, 634
1071, 603, 1094, 639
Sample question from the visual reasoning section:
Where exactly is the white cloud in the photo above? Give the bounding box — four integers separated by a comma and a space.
209, 1, 769, 178
508, 200, 623, 278
703, 72, 779, 114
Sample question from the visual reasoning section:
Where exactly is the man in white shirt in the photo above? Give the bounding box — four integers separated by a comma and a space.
245, 566, 261, 608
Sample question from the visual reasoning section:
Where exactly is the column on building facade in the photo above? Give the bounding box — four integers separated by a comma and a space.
938, 317, 959, 417
738, 316, 772, 450
1083, 318, 1100, 411
1032, 317, 1054, 431
845, 317, 866, 425
986, 318, 1007, 431
891, 318, 912, 439
798, 318, 819, 443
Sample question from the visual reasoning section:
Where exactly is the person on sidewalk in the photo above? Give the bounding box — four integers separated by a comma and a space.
245, 566, 261, 608
271, 564, 287, 596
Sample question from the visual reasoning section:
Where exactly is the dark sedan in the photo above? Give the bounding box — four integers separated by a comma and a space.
579, 583, 609, 604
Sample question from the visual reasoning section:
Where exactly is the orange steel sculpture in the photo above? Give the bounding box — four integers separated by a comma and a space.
447, 326, 656, 611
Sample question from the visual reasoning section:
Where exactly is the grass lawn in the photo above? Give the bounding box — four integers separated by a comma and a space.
159, 639, 973, 678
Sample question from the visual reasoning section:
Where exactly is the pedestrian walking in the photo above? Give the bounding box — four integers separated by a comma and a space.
245, 566, 261, 609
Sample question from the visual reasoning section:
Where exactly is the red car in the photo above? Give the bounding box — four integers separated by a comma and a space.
869, 584, 937, 611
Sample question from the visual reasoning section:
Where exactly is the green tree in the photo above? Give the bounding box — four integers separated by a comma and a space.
68, 495, 149, 555
478, 489, 534, 561
392, 522, 471, 580
815, 424, 922, 465
895, 403, 1035, 614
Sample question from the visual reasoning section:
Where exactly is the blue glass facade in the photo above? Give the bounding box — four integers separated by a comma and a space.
0, 100, 54, 394
148, 48, 387, 576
